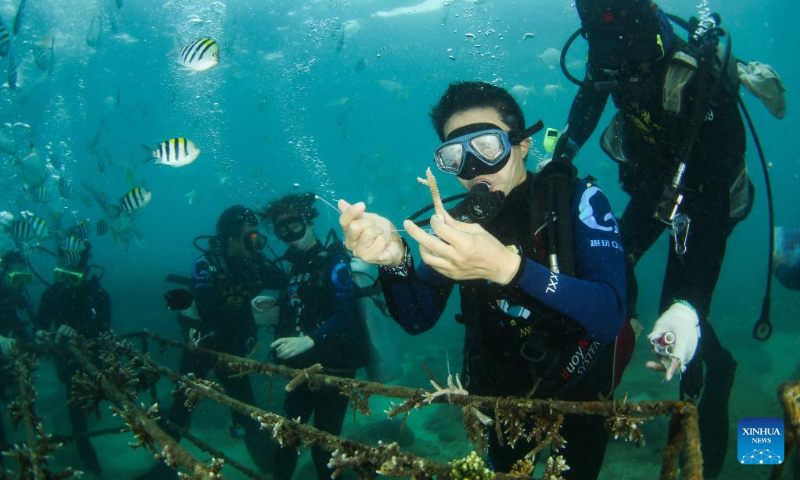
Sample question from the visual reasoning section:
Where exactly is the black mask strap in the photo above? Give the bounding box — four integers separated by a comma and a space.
509, 120, 544, 145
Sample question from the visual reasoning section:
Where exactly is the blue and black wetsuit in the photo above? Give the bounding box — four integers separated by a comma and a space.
166, 251, 284, 474
380, 172, 626, 478
273, 240, 368, 480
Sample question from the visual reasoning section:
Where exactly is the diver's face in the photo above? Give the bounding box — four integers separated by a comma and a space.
442, 107, 530, 196
229, 225, 258, 259
276, 216, 316, 251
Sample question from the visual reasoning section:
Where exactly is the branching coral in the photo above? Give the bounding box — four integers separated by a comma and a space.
417, 167, 446, 218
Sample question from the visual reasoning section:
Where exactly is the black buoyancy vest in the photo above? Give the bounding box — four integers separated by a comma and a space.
459, 173, 606, 398
276, 241, 369, 371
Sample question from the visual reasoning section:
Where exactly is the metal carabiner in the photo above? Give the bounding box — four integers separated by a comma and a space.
670, 214, 691, 256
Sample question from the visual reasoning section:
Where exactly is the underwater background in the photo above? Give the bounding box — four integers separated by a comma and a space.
0, 0, 798, 478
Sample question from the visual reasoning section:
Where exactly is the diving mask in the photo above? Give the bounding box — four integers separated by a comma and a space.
274, 217, 307, 243
6, 270, 32, 288
54, 267, 84, 287
435, 121, 544, 180
244, 231, 268, 252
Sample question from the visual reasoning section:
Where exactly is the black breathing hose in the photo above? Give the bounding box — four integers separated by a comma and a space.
738, 97, 775, 341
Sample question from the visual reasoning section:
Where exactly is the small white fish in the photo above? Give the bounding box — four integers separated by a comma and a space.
173, 38, 219, 73
538, 47, 561, 70
510, 84, 536, 106
379, 79, 405, 92
86, 11, 102, 47
522, 32, 536, 41
264, 51, 284, 61
465, 33, 475, 38
111, 33, 138, 44
542, 82, 564, 99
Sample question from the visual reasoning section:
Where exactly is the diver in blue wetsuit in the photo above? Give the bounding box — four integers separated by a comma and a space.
262, 193, 369, 480
339, 81, 632, 479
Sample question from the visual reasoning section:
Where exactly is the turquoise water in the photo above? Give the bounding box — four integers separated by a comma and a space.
1, 0, 798, 478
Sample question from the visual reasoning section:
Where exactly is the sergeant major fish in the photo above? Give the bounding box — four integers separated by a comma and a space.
146, 138, 200, 167
12, 0, 25, 35
0, 19, 10, 57
7, 215, 49, 241
7, 50, 18, 90
120, 187, 151, 212
32, 37, 55, 76
61, 236, 87, 253
172, 38, 219, 73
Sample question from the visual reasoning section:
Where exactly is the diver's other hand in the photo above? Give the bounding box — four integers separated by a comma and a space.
270, 336, 314, 360
55, 324, 79, 343
404, 211, 521, 284
165, 289, 194, 311
338, 199, 404, 266
645, 301, 701, 382
0, 335, 16, 357
34, 330, 52, 344
251, 295, 279, 326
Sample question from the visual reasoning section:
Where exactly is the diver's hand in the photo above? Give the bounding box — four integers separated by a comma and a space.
403, 211, 521, 285
55, 324, 79, 343
271, 336, 314, 360
251, 295, 279, 326
339, 199, 404, 266
34, 330, 52, 345
645, 302, 701, 382
165, 289, 194, 311
0, 335, 16, 357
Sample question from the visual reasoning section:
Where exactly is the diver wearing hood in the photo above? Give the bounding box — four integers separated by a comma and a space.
339, 82, 630, 478
142, 205, 285, 479
262, 192, 369, 480
557, 1, 749, 476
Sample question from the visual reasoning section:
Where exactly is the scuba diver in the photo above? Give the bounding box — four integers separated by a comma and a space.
0, 250, 34, 464
34, 243, 110, 474
145, 205, 285, 478
261, 193, 369, 480
339, 81, 631, 478
551, 1, 786, 475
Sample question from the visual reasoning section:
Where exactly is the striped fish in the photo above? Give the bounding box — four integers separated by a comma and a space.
32, 37, 55, 75
52, 212, 62, 231
119, 187, 152, 212
0, 19, 10, 57
96, 219, 108, 236
58, 177, 76, 199
61, 250, 81, 267
62, 236, 87, 253
148, 138, 200, 167
68, 219, 91, 239
30, 186, 49, 203
8, 51, 17, 90
12, 0, 25, 35
175, 38, 219, 73
9, 215, 48, 241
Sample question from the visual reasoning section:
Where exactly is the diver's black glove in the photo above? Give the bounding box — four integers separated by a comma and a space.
551, 132, 580, 165
164, 289, 193, 311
